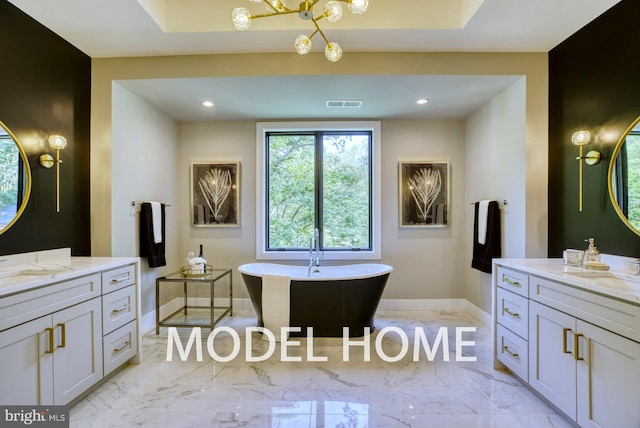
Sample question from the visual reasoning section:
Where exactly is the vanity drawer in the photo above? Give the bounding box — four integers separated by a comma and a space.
497, 287, 529, 339
102, 264, 136, 294
496, 266, 529, 297
102, 285, 136, 335
0, 274, 101, 332
497, 324, 528, 382
530, 275, 640, 342
103, 320, 137, 376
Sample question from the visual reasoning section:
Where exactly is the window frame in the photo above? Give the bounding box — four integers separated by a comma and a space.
256, 121, 381, 260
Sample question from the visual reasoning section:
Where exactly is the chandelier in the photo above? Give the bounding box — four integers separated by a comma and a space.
232, 0, 369, 62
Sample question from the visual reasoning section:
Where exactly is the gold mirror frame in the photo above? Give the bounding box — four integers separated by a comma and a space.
0, 121, 31, 236
608, 115, 640, 237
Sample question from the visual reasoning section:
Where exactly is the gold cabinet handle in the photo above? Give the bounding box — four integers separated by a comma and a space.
45, 327, 54, 354
112, 304, 130, 314
574, 333, 584, 361
113, 341, 130, 353
502, 275, 521, 287
502, 307, 520, 318
502, 345, 519, 358
57, 323, 66, 348
111, 274, 130, 284
562, 328, 572, 354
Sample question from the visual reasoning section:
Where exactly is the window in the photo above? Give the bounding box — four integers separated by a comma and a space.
257, 122, 381, 260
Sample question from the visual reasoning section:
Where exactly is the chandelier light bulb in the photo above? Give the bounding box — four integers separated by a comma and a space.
249, 0, 261, 2
232, 7, 252, 30
266, 0, 287, 12
348, 0, 368, 14
324, 1, 343, 22
325, 42, 342, 62
295, 35, 312, 55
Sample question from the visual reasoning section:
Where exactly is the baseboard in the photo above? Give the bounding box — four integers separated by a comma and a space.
377, 298, 491, 327
140, 311, 156, 335
376, 298, 465, 311
141, 297, 491, 332
462, 300, 492, 327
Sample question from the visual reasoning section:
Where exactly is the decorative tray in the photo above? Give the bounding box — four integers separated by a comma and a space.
179, 264, 213, 278
583, 262, 610, 271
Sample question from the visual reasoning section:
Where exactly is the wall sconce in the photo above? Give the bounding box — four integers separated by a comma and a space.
39, 135, 67, 212
571, 130, 601, 212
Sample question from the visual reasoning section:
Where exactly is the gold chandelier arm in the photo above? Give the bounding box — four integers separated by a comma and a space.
251, 10, 299, 20
263, 0, 295, 14
311, 18, 330, 45
308, 28, 319, 40
263, 0, 278, 13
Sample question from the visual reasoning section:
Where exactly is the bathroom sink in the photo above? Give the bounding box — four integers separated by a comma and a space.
0, 267, 70, 281
18, 268, 69, 275
565, 270, 614, 279
565, 270, 640, 291
591, 277, 640, 291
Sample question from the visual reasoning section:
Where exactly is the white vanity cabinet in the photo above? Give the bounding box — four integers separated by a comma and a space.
495, 266, 530, 381
494, 260, 640, 428
0, 276, 103, 405
51, 296, 103, 405
528, 300, 577, 417
0, 256, 140, 406
101, 264, 138, 376
0, 315, 55, 404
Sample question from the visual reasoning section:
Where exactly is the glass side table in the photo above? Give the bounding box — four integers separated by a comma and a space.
155, 268, 233, 334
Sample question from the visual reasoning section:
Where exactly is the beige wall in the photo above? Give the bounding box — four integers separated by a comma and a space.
176, 119, 466, 301
91, 52, 548, 315
464, 78, 527, 312
111, 83, 180, 314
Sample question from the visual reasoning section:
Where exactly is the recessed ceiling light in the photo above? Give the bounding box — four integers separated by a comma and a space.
416, 98, 429, 105
202, 100, 214, 107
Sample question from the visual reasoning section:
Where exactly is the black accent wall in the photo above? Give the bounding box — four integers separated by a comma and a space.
549, 0, 640, 257
0, 1, 91, 256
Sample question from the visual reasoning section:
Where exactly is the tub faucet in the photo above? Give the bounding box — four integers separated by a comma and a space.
309, 228, 323, 268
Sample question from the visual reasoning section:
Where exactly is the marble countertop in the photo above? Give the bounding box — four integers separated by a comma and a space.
0, 249, 139, 298
494, 256, 640, 305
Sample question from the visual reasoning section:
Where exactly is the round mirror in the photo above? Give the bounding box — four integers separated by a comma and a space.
608, 116, 640, 236
0, 121, 31, 235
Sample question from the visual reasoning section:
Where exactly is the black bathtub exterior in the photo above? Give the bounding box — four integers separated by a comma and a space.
241, 273, 390, 337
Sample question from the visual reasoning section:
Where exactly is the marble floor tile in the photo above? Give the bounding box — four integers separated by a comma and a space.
70, 310, 570, 428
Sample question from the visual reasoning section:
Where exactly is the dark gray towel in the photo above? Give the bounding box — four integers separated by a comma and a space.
140, 202, 166, 268
471, 201, 501, 273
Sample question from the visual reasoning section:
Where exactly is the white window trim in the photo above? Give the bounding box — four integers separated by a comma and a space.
256, 121, 382, 261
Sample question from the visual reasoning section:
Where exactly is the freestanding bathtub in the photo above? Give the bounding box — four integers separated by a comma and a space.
238, 263, 393, 337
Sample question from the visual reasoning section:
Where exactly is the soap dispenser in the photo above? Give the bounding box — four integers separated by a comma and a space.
583, 237, 601, 265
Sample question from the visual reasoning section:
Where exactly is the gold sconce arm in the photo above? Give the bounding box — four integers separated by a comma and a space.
576, 150, 602, 165
39, 134, 67, 213
572, 131, 601, 212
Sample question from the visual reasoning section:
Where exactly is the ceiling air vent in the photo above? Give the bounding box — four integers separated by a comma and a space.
326, 100, 363, 109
